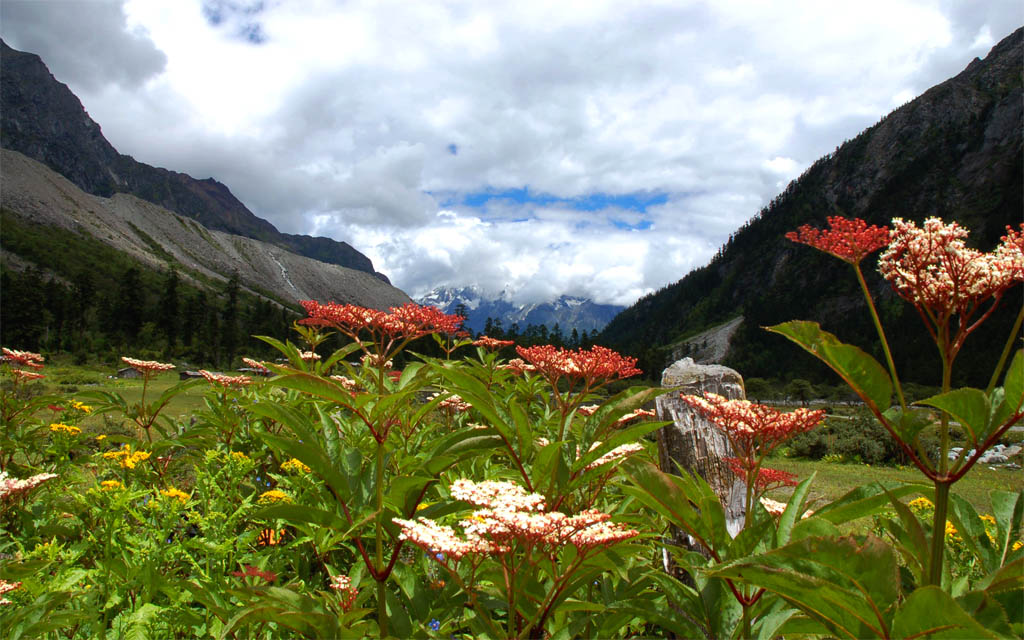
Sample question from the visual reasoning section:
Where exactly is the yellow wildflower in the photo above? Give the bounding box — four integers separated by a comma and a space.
160, 487, 190, 504
70, 400, 92, 413
100, 480, 122, 491
1013, 541, 1022, 552
49, 423, 81, 435
258, 490, 291, 504
908, 497, 933, 512
96, 434, 107, 442
102, 444, 151, 469
230, 451, 251, 463
280, 458, 311, 474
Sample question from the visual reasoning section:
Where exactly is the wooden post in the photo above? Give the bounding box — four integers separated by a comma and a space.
655, 358, 746, 576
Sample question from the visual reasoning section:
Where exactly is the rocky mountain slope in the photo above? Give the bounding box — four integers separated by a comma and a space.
0, 148, 411, 310
0, 39, 387, 281
601, 27, 1023, 385
417, 286, 623, 335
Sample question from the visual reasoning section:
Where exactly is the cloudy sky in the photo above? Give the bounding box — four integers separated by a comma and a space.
2, 1, 1020, 305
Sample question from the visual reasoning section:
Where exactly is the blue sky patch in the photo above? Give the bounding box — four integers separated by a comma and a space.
453, 188, 667, 213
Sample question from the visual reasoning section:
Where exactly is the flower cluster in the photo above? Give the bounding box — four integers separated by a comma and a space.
329, 575, 359, 611
299, 351, 321, 361
49, 422, 82, 436
584, 443, 645, 470
281, 458, 312, 474
258, 489, 291, 504
515, 345, 642, 385
499, 358, 536, 375
995, 224, 1024, 282
160, 487, 190, 504
785, 216, 890, 264
451, 479, 546, 512
100, 480, 123, 491
680, 393, 824, 462
395, 479, 638, 565
0, 470, 57, 500
0, 579, 21, 606
231, 565, 277, 584
473, 336, 515, 350
430, 392, 472, 413
759, 496, 813, 519
69, 400, 92, 414
11, 369, 44, 381
299, 301, 464, 342
614, 408, 657, 427
724, 458, 798, 492
329, 374, 360, 391
199, 370, 253, 387
241, 357, 271, 374
878, 217, 1018, 317
121, 356, 175, 374
393, 516, 508, 559
102, 444, 151, 469
2, 347, 44, 369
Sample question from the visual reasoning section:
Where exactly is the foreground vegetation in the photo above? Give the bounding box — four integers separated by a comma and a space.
2, 216, 1022, 639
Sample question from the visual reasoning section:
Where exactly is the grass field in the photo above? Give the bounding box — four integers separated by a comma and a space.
765, 457, 1023, 516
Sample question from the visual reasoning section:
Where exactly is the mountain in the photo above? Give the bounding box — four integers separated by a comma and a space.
0, 148, 411, 311
0, 39, 388, 282
601, 27, 1023, 386
417, 286, 624, 335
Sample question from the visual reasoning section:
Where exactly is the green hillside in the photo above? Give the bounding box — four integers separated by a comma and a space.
601, 28, 1023, 387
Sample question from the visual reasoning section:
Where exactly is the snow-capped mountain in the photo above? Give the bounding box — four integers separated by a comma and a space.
417, 286, 624, 335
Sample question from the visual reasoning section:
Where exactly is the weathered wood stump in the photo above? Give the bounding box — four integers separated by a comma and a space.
655, 357, 746, 577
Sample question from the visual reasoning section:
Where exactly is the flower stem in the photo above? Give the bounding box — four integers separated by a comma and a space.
375, 440, 388, 637
929, 481, 951, 586
854, 264, 905, 409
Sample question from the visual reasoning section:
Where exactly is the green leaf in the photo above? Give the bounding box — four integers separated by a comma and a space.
710, 535, 899, 639
916, 388, 990, 444
990, 490, 1023, 563
620, 458, 729, 553
946, 493, 997, 574
777, 473, 816, 547
891, 586, 999, 639
811, 481, 926, 525
767, 321, 892, 410
1001, 349, 1024, 413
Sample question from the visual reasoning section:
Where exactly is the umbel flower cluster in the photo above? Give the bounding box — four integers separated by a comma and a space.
0, 470, 57, 500
681, 393, 825, 462
786, 216, 891, 264
515, 344, 642, 384
878, 218, 1021, 317
394, 479, 638, 563
299, 301, 465, 342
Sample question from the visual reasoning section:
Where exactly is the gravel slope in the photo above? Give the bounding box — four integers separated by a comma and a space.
1, 148, 411, 309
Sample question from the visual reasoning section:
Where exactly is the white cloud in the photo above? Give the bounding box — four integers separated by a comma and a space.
1, 0, 1019, 306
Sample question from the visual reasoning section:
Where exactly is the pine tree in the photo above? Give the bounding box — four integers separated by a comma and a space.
158, 269, 180, 356
220, 272, 240, 366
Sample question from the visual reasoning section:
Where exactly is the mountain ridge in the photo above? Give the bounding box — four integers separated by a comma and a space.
600, 27, 1023, 385
0, 39, 389, 283
0, 147, 412, 310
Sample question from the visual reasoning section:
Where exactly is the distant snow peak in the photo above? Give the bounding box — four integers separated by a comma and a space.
415, 286, 624, 335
